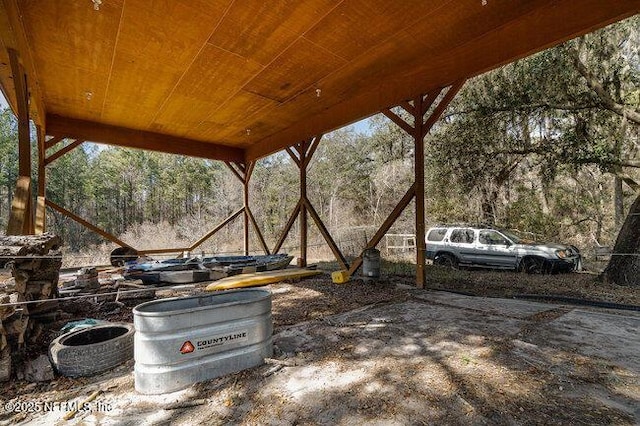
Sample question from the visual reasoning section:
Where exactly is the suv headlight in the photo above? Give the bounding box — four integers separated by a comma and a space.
556, 250, 567, 259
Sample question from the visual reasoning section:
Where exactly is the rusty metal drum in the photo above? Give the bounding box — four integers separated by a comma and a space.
133, 289, 272, 394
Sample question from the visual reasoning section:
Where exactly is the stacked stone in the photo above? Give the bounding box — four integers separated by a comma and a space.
0, 234, 61, 381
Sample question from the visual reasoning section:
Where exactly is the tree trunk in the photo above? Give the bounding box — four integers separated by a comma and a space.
614, 176, 624, 228
604, 192, 640, 286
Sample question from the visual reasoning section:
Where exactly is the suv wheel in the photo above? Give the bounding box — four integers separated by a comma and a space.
434, 253, 457, 269
519, 257, 547, 274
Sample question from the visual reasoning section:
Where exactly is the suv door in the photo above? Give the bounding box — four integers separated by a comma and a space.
475, 229, 517, 268
448, 228, 477, 265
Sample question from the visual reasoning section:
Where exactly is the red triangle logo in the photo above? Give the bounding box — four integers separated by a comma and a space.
179, 341, 195, 354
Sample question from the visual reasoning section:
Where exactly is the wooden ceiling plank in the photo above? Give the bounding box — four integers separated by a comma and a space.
209, 0, 340, 66
93, 1, 233, 130
246, 1, 640, 160
46, 114, 244, 162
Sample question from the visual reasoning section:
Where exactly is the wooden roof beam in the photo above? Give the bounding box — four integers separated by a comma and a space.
46, 114, 245, 162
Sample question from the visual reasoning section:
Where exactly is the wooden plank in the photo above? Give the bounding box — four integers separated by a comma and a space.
6, 176, 30, 235
46, 114, 244, 162
189, 207, 244, 251
44, 139, 83, 165
273, 200, 301, 254
45, 199, 131, 247
102, 0, 232, 128
304, 197, 348, 270
348, 182, 416, 275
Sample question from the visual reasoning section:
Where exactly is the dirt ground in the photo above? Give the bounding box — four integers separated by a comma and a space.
1, 268, 639, 425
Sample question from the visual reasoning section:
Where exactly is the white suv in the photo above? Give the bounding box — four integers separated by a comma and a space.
425, 225, 581, 273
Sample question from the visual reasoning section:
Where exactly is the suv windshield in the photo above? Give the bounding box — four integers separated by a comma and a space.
499, 230, 522, 244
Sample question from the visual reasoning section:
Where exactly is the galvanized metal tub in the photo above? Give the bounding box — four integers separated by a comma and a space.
133, 289, 272, 394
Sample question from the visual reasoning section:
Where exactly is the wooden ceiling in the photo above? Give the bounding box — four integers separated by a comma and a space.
0, 0, 638, 162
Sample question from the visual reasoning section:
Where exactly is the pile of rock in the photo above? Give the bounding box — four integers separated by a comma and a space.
0, 234, 62, 381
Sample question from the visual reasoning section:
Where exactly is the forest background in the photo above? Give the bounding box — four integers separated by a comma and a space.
0, 16, 638, 267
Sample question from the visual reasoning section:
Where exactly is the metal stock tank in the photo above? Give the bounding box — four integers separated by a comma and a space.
133, 289, 273, 394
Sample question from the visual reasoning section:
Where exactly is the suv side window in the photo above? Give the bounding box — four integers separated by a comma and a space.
450, 228, 475, 244
427, 228, 447, 242
479, 230, 509, 245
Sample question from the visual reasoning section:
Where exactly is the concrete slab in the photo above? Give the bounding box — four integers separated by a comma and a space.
536, 309, 640, 372
413, 290, 557, 319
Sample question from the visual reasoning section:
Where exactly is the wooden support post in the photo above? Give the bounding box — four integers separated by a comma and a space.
8, 49, 30, 179
278, 136, 348, 267
299, 143, 308, 267
414, 94, 427, 288
349, 80, 465, 285
6, 177, 31, 235
7, 49, 34, 235
225, 161, 269, 255
243, 177, 250, 255
35, 128, 46, 234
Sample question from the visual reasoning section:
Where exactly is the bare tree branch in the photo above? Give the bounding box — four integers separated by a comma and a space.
568, 47, 640, 125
